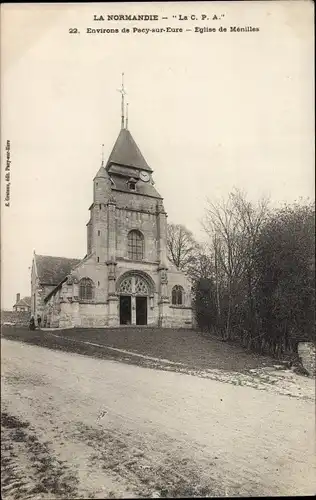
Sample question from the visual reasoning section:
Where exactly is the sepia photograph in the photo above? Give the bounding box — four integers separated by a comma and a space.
1, 1, 315, 498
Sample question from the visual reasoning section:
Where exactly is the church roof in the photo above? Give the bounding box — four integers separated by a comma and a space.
94, 165, 107, 179
35, 254, 81, 285
111, 174, 162, 199
106, 128, 152, 172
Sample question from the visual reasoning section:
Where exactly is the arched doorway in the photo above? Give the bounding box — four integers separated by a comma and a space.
117, 273, 154, 326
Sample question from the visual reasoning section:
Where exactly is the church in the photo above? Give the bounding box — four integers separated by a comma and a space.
31, 80, 193, 329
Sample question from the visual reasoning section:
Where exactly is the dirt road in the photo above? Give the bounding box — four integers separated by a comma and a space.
1, 339, 315, 498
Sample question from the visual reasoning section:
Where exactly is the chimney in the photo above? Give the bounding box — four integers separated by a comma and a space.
16, 293, 20, 303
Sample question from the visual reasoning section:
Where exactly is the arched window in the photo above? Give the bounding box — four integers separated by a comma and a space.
118, 275, 149, 296
79, 278, 94, 300
172, 285, 184, 305
128, 230, 144, 261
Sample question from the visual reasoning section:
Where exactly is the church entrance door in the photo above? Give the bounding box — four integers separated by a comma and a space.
136, 296, 147, 325
118, 274, 151, 326
120, 295, 131, 325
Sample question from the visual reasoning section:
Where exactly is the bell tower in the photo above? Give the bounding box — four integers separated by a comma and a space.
83, 74, 194, 328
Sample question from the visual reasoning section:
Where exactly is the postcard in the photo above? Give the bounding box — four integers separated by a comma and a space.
1, 2, 315, 498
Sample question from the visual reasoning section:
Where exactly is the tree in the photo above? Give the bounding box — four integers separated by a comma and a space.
230, 190, 269, 344
193, 277, 217, 333
185, 247, 213, 283
203, 192, 247, 339
200, 190, 314, 358
202, 189, 269, 341
167, 223, 198, 272
255, 201, 315, 356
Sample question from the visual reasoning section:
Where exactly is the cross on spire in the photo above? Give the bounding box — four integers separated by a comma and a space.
117, 72, 127, 129
125, 102, 129, 129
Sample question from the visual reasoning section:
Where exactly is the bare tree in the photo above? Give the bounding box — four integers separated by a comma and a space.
185, 245, 213, 283
203, 195, 244, 339
230, 190, 269, 346
201, 190, 314, 359
203, 189, 269, 340
167, 223, 198, 272
213, 232, 222, 323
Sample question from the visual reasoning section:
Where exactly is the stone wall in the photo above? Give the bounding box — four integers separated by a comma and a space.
49, 290, 62, 328
79, 303, 108, 327
87, 220, 92, 255
59, 301, 74, 329
115, 208, 159, 262
298, 342, 316, 377
115, 191, 159, 213
68, 255, 108, 304
167, 305, 193, 328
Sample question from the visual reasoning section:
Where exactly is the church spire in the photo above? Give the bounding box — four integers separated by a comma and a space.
117, 72, 127, 129
94, 143, 107, 179
125, 102, 129, 129
101, 143, 105, 167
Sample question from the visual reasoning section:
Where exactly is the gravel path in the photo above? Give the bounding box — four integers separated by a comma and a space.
1, 339, 315, 498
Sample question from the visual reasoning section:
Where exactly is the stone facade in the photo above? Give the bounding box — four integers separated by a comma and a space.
33, 126, 193, 329
31, 255, 80, 322
298, 342, 316, 377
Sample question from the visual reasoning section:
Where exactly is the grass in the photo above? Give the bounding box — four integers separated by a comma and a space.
1, 326, 274, 374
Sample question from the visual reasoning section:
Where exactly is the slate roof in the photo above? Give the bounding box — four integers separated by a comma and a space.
106, 128, 152, 172
35, 255, 81, 285
94, 165, 107, 179
111, 174, 162, 199
14, 296, 31, 308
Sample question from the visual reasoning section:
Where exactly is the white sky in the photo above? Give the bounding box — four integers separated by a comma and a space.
1, 1, 314, 309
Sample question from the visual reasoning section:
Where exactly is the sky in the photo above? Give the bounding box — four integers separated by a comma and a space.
1, 1, 314, 309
